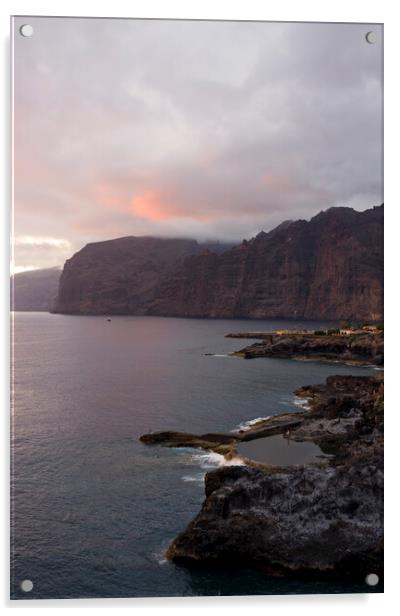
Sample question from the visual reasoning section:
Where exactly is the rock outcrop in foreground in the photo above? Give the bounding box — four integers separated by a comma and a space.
53, 205, 383, 321
228, 331, 384, 366
165, 375, 383, 578
140, 412, 306, 457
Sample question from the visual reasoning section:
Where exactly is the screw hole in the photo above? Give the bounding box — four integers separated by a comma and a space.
19, 24, 34, 38
20, 579, 34, 592
365, 573, 379, 586
365, 31, 376, 44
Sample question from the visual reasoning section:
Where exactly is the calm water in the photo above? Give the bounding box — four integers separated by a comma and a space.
237, 434, 330, 466
11, 313, 380, 599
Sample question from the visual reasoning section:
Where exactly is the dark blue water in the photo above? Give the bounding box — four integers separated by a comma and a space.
11, 313, 380, 599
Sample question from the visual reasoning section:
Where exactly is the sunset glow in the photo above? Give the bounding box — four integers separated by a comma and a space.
13, 18, 383, 272
130, 190, 210, 222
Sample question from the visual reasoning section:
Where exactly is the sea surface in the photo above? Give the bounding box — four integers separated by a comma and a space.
11, 313, 381, 599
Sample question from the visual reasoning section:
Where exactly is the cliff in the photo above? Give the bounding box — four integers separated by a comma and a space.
54, 237, 231, 315
152, 205, 383, 320
166, 375, 384, 578
11, 267, 61, 311
53, 205, 383, 320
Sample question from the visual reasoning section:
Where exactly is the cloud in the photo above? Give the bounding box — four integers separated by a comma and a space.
129, 190, 210, 222
13, 17, 383, 268
12, 236, 72, 273
14, 236, 71, 249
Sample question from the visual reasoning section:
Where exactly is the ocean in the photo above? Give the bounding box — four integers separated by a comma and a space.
10, 312, 381, 599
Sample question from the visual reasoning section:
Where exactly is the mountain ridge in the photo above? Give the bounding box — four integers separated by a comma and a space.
40, 205, 383, 320
11, 267, 61, 312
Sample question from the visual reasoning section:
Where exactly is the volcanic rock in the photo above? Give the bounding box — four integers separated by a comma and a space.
53, 205, 383, 321
166, 375, 384, 577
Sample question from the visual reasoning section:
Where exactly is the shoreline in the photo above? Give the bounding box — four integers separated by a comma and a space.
163, 373, 383, 577
140, 410, 309, 465
225, 331, 383, 367
140, 372, 383, 468
140, 343, 383, 578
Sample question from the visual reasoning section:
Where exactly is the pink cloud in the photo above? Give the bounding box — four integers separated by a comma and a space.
129, 190, 210, 222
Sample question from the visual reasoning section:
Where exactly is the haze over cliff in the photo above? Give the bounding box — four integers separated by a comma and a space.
53, 205, 383, 321
11, 267, 61, 312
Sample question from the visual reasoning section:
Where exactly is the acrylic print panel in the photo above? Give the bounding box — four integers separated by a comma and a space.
11, 16, 384, 599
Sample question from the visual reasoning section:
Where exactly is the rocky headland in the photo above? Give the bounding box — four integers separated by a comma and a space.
53, 237, 232, 315
53, 205, 383, 321
141, 374, 383, 578
226, 331, 384, 366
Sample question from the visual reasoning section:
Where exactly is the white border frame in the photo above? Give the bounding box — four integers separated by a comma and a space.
2, 1, 398, 614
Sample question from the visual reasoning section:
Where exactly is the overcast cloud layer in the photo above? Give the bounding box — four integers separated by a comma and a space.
13, 17, 383, 272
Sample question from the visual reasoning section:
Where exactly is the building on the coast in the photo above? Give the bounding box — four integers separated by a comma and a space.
339, 329, 353, 336
362, 325, 379, 332
275, 329, 318, 335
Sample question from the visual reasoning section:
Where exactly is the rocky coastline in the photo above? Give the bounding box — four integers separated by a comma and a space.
140, 373, 383, 579
226, 331, 384, 366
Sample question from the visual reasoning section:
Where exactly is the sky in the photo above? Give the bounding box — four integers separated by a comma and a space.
12, 17, 383, 273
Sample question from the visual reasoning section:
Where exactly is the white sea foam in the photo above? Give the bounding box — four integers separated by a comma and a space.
190, 450, 245, 469
154, 547, 169, 565
223, 456, 246, 466
155, 553, 167, 565
293, 396, 311, 410
182, 473, 205, 483
231, 416, 271, 432
179, 447, 245, 488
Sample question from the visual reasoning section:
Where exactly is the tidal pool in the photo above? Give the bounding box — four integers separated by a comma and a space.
237, 434, 330, 466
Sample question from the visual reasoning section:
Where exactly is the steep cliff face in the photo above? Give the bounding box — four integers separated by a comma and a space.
54, 237, 210, 314
153, 205, 383, 320
53, 205, 383, 320
302, 207, 383, 321
54, 237, 230, 314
